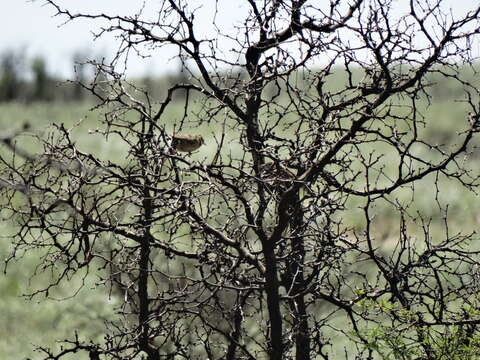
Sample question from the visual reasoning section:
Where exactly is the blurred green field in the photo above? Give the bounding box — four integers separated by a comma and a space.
0, 70, 480, 358
0, 103, 117, 359
0, 101, 238, 359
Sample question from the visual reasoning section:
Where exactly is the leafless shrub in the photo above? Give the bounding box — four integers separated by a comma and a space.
2, 1, 480, 359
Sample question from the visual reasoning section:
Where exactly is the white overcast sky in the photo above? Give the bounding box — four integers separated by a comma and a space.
0, 0, 477, 79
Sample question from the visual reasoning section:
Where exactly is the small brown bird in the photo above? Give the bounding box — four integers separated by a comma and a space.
171, 133, 205, 153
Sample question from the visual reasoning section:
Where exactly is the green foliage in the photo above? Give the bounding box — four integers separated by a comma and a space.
31, 56, 53, 102
356, 297, 480, 359
360, 321, 480, 360
0, 50, 24, 102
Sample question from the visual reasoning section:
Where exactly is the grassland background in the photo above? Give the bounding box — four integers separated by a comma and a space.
0, 70, 480, 358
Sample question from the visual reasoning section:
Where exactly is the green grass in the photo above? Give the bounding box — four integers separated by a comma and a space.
0, 234, 116, 359
0, 103, 117, 359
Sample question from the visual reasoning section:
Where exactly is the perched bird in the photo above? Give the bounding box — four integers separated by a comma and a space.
171, 133, 205, 153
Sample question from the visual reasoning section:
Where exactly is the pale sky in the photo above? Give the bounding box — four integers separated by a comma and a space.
0, 0, 477, 79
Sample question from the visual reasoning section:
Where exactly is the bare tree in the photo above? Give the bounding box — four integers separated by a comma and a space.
0, 49, 25, 102
31, 56, 54, 102
71, 50, 90, 102
2, 1, 480, 359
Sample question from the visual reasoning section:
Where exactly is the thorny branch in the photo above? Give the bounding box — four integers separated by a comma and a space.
2, 0, 480, 359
